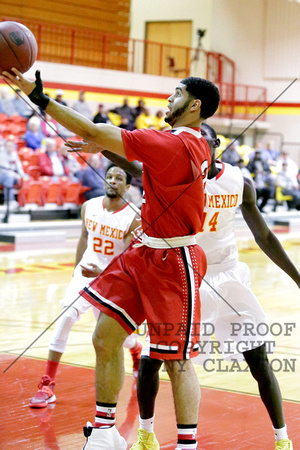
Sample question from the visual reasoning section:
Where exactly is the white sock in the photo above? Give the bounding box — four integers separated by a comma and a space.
139, 415, 155, 433
273, 424, 288, 441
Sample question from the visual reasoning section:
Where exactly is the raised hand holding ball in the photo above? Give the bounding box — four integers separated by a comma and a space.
0, 21, 37, 74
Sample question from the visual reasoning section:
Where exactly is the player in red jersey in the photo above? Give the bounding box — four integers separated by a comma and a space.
4, 68, 220, 450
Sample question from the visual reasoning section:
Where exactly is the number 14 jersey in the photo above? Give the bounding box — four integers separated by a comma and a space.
196, 162, 244, 265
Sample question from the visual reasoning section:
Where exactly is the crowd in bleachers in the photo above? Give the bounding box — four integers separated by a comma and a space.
217, 137, 300, 212
1, 87, 299, 213
0, 89, 171, 211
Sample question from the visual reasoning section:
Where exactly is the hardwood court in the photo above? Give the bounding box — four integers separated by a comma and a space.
0, 226, 299, 449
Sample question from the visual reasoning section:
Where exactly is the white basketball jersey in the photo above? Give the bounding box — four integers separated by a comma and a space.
78, 196, 139, 272
196, 162, 244, 265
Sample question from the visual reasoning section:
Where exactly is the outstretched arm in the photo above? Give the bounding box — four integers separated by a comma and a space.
2, 69, 126, 157
66, 140, 143, 179
241, 176, 300, 287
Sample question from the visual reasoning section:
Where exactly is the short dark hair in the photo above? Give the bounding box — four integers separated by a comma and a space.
180, 77, 220, 119
106, 164, 132, 184
201, 122, 218, 139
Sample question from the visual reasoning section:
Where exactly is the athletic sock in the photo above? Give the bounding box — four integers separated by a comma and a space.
176, 424, 197, 449
45, 360, 59, 381
139, 415, 155, 433
95, 402, 117, 428
273, 424, 288, 441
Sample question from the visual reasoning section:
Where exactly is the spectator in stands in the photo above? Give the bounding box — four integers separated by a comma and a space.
9, 89, 33, 118
24, 116, 45, 150
135, 108, 155, 129
38, 138, 70, 180
260, 140, 280, 166
276, 150, 299, 186
0, 86, 15, 116
236, 157, 252, 179
72, 90, 93, 121
0, 138, 26, 207
54, 89, 67, 106
81, 154, 105, 200
221, 140, 240, 165
276, 161, 300, 210
51, 93, 75, 138
133, 99, 146, 119
58, 143, 82, 181
93, 104, 112, 124
111, 98, 135, 130
153, 110, 170, 130
247, 148, 275, 212
42, 112, 60, 138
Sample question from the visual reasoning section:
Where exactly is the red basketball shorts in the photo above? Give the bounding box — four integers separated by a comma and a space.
80, 244, 207, 360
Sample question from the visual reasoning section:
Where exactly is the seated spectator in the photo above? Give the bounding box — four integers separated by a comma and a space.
133, 99, 146, 119
236, 158, 252, 179
54, 89, 67, 106
153, 110, 170, 130
42, 112, 60, 137
135, 108, 155, 129
276, 161, 300, 210
276, 150, 299, 186
93, 104, 112, 124
9, 89, 33, 118
260, 140, 280, 166
0, 86, 15, 116
221, 140, 240, 166
24, 116, 45, 150
111, 98, 135, 130
0, 138, 27, 207
247, 149, 275, 212
38, 138, 70, 180
81, 154, 105, 200
118, 116, 133, 130
58, 144, 82, 181
72, 90, 93, 121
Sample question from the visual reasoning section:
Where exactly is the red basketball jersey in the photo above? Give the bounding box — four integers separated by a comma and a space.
122, 127, 211, 238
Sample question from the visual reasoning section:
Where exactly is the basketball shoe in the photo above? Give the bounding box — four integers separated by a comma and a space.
29, 375, 56, 408
130, 341, 142, 378
83, 422, 127, 449
130, 428, 160, 449
275, 439, 293, 450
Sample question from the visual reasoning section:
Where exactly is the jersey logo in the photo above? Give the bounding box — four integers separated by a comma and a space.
201, 159, 208, 188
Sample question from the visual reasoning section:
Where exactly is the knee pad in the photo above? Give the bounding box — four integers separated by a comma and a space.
48, 307, 79, 353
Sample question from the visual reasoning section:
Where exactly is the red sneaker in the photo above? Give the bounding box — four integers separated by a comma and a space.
29, 375, 56, 408
130, 341, 142, 378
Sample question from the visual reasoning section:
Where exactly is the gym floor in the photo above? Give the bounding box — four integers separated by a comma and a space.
0, 221, 299, 449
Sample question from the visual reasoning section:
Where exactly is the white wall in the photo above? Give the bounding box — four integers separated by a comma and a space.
130, 0, 213, 49
129, 0, 300, 161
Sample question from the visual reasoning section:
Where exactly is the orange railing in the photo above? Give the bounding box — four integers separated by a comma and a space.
217, 82, 267, 121
1, 16, 267, 121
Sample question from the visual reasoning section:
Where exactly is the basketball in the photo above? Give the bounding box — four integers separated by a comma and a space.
0, 21, 37, 74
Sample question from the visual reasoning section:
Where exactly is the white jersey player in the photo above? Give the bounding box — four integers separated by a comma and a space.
194, 123, 299, 449
196, 159, 270, 359
29, 165, 141, 408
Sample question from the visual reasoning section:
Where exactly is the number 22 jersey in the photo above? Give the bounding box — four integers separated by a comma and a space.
75, 196, 139, 275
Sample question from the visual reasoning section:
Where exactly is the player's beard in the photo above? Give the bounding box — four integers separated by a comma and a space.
106, 189, 119, 198
165, 98, 191, 126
